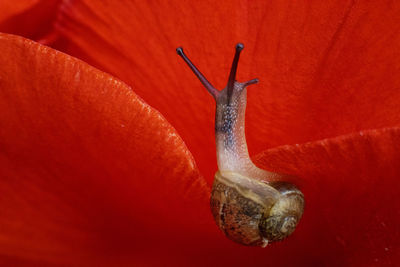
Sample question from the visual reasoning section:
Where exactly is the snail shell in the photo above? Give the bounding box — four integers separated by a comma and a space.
211, 172, 304, 247
177, 44, 304, 247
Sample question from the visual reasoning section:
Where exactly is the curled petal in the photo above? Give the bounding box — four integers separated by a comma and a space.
0, 0, 60, 40
0, 33, 211, 265
253, 128, 400, 266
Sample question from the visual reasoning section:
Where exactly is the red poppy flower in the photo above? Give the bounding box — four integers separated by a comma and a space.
1, 1, 400, 266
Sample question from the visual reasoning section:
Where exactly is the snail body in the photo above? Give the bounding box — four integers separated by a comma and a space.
177, 44, 304, 247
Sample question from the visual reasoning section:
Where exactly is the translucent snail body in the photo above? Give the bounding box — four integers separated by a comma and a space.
177, 44, 304, 247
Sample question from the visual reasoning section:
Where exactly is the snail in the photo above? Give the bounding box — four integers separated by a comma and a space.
176, 44, 304, 247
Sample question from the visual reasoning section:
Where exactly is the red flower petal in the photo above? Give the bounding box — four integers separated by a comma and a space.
0, 1, 39, 22
253, 127, 400, 266
0, 0, 60, 40
0, 33, 211, 264
52, 0, 400, 183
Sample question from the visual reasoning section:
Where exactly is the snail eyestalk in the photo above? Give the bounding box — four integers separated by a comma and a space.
176, 47, 219, 99
176, 44, 304, 247
227, 43, 244, 103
